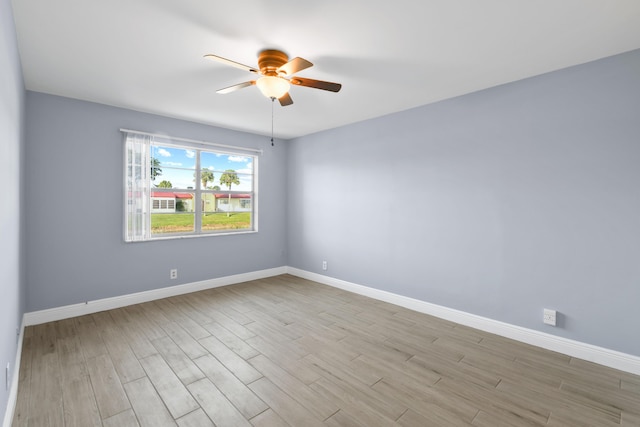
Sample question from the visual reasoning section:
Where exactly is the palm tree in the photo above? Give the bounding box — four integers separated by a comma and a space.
201, 169, 214, 189
193, 169, 215, 189
219, 169, 240, 217
151, 157, 162, 181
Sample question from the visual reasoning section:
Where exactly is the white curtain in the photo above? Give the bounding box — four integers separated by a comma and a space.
124, 132, 151, 241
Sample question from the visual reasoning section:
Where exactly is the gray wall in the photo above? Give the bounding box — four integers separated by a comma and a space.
24, 92, 288, 311
287, 49, 640, 357
0, 0, 26, 419
13, 39, 640, 427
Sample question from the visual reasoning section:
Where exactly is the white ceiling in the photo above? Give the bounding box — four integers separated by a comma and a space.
11, 0, 640, 140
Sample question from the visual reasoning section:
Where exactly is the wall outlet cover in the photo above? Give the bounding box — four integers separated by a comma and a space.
543, 308, 557, 326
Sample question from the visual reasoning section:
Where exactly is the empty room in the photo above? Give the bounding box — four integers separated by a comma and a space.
2, 0, 640, 426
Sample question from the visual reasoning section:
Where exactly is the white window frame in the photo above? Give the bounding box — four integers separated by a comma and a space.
123, 129, 261, 242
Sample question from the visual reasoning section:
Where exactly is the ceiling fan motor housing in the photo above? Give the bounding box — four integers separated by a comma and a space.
258, 50, 289, 76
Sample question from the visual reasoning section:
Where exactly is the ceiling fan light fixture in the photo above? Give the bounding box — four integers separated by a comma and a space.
206, 49, 341, 107
256, 76, 290, 99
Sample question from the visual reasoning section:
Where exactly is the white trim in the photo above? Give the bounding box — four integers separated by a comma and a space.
7, 268, 639, 425
286, 267, 640, 376
3, 319, 25, 427
119, 128, 263, 155
5, 266, 283, 426
7, 265, 640, 425
23, 267, 286, 326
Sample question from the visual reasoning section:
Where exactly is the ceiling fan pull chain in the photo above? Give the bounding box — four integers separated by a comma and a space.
271, 97, 275, 146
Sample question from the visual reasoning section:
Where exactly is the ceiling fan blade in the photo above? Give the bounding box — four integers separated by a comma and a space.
216, 81, 255, 94
278, 92, 293, 106
204, 54, 259, 73
290, 77, 342, 92
278, 57, 313, 76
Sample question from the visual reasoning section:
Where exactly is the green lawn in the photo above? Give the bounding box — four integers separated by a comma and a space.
151, 212, 251, 233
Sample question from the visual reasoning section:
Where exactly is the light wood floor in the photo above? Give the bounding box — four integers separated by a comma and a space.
11, 275, 640, 426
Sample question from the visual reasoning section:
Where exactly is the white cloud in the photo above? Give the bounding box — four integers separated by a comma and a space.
157, 148, 171, 157
163, 161, 182, 167
185, 150, 195, 158
229, 156, 248, 163
235, 162, 253, 174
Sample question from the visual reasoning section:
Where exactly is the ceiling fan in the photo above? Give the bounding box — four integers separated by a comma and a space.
204, 49, 342, 106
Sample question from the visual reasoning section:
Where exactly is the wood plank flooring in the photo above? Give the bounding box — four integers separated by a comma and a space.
11, 274, 640, 426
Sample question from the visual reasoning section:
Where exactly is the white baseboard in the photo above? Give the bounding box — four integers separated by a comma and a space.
5, 265, 640, 425
6, 267, 286, 426
23, 266, 287, 326
286, 267, 640, 376
3, 320, 25, 427
11, 261, 640, 427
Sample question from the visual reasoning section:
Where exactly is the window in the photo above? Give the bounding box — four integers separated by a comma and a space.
152, 199, 176, 210
124, 130, 259, 241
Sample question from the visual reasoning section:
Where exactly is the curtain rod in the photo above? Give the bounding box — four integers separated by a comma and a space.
120, 128, 263, 155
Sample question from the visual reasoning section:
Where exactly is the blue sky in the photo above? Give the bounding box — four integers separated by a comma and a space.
151, 145, 253, 191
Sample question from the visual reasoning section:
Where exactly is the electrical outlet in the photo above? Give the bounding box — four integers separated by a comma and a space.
322, 260, 328, 271
543, 308, 557, 326
170, 269, 178, 279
